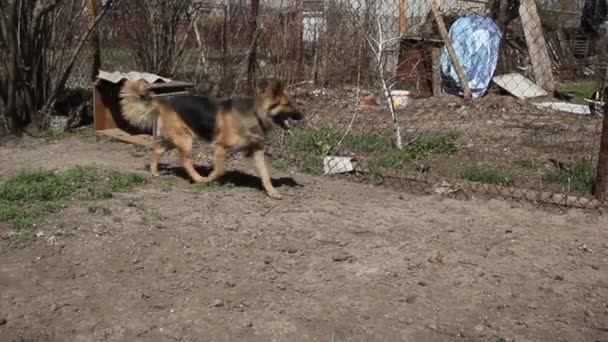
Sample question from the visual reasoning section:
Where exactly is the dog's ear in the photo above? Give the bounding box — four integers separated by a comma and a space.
267, 80, 284, 96
257, 78, 284, 97
256, 79, 272, 95
135, 79, 150, 94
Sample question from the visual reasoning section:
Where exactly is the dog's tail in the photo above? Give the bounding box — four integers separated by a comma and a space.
119, 80, 155, 130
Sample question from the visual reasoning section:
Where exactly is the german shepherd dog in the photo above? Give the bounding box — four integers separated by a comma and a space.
119, 79, 304, 199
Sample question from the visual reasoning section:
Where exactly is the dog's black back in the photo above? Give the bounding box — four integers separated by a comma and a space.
168, 95, 218, 141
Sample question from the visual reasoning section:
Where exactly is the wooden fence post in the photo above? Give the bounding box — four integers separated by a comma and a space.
593, 85, 608, 201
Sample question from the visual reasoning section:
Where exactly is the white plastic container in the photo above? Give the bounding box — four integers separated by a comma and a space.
390, 90, 411, 109
49, 116, 69, 133
323, 156, 355, 175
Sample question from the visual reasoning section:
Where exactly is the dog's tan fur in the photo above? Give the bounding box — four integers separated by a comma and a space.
119, 79, 303, 199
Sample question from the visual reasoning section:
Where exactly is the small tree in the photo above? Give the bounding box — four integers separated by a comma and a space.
0, 0, 114, 134
360, 1, 404, 149
119, 0, 203, 76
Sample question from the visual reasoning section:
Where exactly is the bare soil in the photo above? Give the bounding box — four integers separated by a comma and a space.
1, 131, 608, 342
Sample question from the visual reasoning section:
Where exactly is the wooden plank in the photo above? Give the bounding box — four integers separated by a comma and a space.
519, 0, 555, 92
97, 128, 153, 147
93, 85, 117, 130
148, 81, 194, 91
430, 47, 442, 97
399, 0, 408, 34
492, 73, 548, 99
429, 0, 472, 100
149, 91, 191, 98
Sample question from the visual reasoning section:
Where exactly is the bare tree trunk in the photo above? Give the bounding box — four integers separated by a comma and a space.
5, 0, 20, 133
86, 0, 102, 82
247, 0, 260, 94
294, 0, 303, 83
366, 16, 404, 149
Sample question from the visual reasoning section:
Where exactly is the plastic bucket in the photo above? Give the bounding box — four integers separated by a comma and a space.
390, 90, 411, 109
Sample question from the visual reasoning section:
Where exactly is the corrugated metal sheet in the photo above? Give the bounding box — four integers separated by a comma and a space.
96, 70, 172, 84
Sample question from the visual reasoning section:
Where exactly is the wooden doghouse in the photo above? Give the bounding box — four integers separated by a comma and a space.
93, 70, 194, 147
396, 37, 444, 98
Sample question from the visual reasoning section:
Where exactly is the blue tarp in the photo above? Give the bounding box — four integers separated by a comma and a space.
440, 14, 502, 99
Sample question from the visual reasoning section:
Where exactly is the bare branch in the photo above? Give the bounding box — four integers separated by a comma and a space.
48, 0, 115, 106
170, 4, 203, 75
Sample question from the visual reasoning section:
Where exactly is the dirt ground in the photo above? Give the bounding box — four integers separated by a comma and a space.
1, 131, 608, 342
291, 89, 603, 196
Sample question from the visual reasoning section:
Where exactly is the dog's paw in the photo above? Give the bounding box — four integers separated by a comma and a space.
193, 176, 207, 183
267, 190, 282, 200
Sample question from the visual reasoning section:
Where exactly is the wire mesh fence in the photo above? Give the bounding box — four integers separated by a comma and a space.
81, 0, 608, 208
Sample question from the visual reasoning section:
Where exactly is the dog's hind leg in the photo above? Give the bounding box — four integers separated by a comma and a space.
205, 145, 226, 183
173, 134, 205, 183
252, 149, 281, 200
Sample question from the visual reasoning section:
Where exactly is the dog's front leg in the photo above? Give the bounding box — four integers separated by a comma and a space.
205, 145, 226, 183
252, 149, 281, 200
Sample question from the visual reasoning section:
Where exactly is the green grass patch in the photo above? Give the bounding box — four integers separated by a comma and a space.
341, 132, 390, 152
0, 166, 147, 246
372, 149, 411, 169
288, 128, 390, 156
297, 155, 324, 175
460, 166, 514, 186
404, 135, 458, 160
272, 158, 290, 170
542, 158, 595, 194
558, 80, 598, 104
288, 126, 341, 156
286, 128, 457, 176
370, 135, 458, 170
515, 157, 542, 169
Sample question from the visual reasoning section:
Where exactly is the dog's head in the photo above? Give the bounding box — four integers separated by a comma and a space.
120, 79, 150, 98
257, 79, 304, 130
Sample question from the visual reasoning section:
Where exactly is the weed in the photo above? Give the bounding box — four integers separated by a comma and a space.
515, 157, 541, 169
360, 170, 384, 184
287, 130, 456, 176
370, 135, 457, 170
405, 135, 457, 160
88, 205, 112, 215
416, 163, 431, 173
542, 158, 595, 193
107, 171, 147, 192
0, 166, 147, 246
460, 166, 514, 186
191, 182, 223, 192
40, 130, 71, 139
289, 126, 340, 156
558, 80, 598, 104
140, 208, 167, 223
272, 159, 290, 170
161, 177, 178, 193
0, 166, 96, 203
342, 132, 389, 152
297, 155, 324, 175
372, 149, 412, 169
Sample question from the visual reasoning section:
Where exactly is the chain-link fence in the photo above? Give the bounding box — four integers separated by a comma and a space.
87, 0, 608, 208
